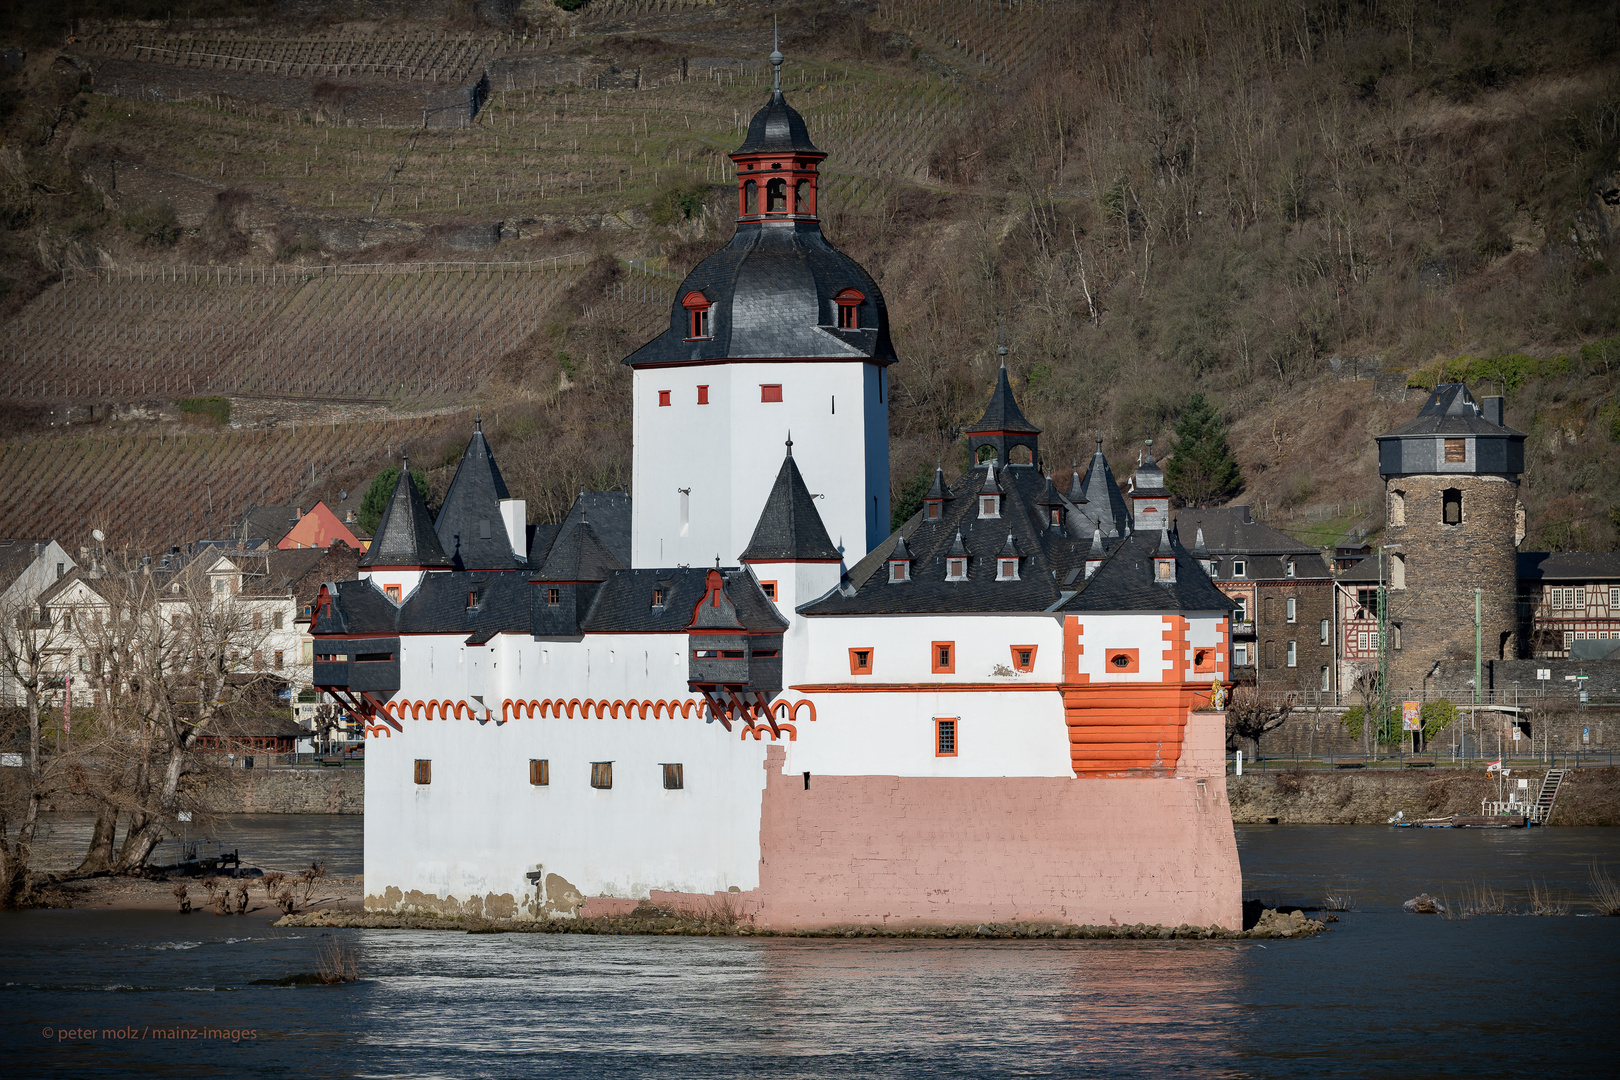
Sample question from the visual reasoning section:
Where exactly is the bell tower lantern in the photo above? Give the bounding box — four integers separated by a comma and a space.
731, 36, 825, 224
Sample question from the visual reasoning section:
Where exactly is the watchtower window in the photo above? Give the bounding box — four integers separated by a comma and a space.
696, 385, 709, 405
658, 390, 672, 407
1442, 488, 1462, 525
849, 648, 873, 675
1049, 508, 1062, 527
975, 445, 998, 465
662, 763, 684, 790
932, 641, 955, 674
1008, 445, 1033, 466
690, 308, 709, 338
1444, 438, 1466, 463
682, 292, 712, 340
760, 384, 783, 403
1389, 489, 1406, 526
590, 762, 613, 789
744, 179, 758, 215
766, 178, 787, 212
651, 588, 665, 608
795, 178, 810, 214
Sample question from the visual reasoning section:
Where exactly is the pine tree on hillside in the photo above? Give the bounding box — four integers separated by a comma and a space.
1165, 394, 1242, 507
359, 467, 432, 534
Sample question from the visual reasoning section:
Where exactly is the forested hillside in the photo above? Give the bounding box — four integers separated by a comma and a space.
0, 0, 1616, 552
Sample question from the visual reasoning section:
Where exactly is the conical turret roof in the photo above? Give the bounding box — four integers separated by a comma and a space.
359, 458, 451, 569
434, 423, 523, 571
965, 364, 1041, 435
733, 88, 822, 156
740, 439, 842, 562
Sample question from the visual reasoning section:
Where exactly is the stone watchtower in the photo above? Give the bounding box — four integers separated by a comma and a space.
1376, 383, 1526, 694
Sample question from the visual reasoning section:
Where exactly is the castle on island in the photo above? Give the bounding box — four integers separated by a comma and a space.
312, 57, 1242, 928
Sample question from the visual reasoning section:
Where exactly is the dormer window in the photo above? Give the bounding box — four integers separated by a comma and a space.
979, 496, 1000, 519
834, 289, 865, 330
1049, 508, 1062, 527
1155, 559, 1176, 583
466, 591, 479, 609
682, 291, 712, 339
384, 585, 401, 603
651, 588, 665, 608
947, 557, 968, 581
926, 501, 942, 520
889, 559, 910, 583
1285, 559, 1296, 578
546, 587, 560, 606
997, 558, 1019, 581
1232, 559, 1247, 578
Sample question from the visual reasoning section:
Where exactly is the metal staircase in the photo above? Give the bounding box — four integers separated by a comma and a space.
1530, 768, 1567, 825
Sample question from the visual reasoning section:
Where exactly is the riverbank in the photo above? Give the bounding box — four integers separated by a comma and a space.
39, 768, 364, 816
1228, 766, 1620, 824
273, 906, 1327, 940
30, 873, 364, 917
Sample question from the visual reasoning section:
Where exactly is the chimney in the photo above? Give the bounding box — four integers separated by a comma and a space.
1233, 505, 1252, 524
500, 499, 527, 561
1482, 396, 1504, 427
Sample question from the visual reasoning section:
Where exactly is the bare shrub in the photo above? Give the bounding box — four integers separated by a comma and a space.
316, 935, 361, 984
1528, 880, 1568, 916
275, 888, 297, 916
1591, 863, 1620, 916
1322, 889, 1355, 912
260, 871, 286, 902
1453, 883, 1512, 917
295, 862, 327, 906
234, 881, 250, 914
172, 883, 190, 914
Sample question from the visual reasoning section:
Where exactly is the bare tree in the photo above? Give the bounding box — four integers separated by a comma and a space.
1225, 687, 1297, 756
0, 592, 70, 905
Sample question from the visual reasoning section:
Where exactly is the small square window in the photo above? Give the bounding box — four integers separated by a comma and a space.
926, 502, 942, 520
547, 587, 560, 607
1232, 560, 1246, 577
889, 561, 909, 583
414, 759, 431, 785
1011, 645, 1037, 673
662, 763, 684, 790
658, 390, 672, 407
696, 385, 709, 405
849, 647, 874, 675
590, 762, 613, 789
385, 584, 402, 603
998, 558, 1019, 581
760, 384, 783, 403
946, 558, 967, 581
530, 759, 549, 786
979, 496, 999, 519
931, 641, 955, 674
1444, 437, 1466, 463
935, 718, 958, 757
759, 580, 778, 601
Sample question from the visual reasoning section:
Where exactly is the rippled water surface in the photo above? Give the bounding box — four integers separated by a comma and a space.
3, 823, 1618, 1078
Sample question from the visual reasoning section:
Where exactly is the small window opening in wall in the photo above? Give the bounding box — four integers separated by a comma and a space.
1390, 489, 1406, 526
767, 177, 787, 212
1286, 597, 1297, 622
932, 641, 955, 674
998, 557, 1019, 581
696, 385, 709, 405
946, 557, 968, 581
1286, 640, 1298, 667
273, 650, 284, 670
1012, 645, 1036, 673
1320, 618, 1330, 645
1390, 552, 1407, 589
590, 762, 613, 789
849, 648, 873, 675
530, 759, 549, 786
385, 584, 401, 603
760, 384, 783, 403
467, 591, 478, 609
546, 587, 560, 606
979, 495, 1000, 518
926, 502, 942, 520
658, 390, 672, 407
1392, 623, 1402, 650
759, 580, 778, 601
1444, 438, 1467, 463
414, 759, 431, 785
935, 718, 958, 757
651, 588, 665, 608
1442, 488, 1462, 525
1112, 654, 1131, 668
744, 179, 757, 214
662, 763, 684, 790
1233, 559, 1247, 577
689, 307, 710, 339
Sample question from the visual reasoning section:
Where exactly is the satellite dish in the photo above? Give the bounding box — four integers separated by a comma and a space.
92, 529, 105, 543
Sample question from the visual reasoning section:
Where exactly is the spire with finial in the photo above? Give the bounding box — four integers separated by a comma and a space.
785, 430, 793, 457
770, 15, 783, 93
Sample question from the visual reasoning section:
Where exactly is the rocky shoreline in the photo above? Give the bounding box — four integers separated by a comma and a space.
273, 906, 1327, 941
1228, 766, 1620, 825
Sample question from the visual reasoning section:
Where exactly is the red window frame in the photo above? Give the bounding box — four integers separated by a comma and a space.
849, 647, 874, 675
760, 384, 783, 403
834, 288, 865, 330
384, 584, 401, 603
759, 580, 778, 601
931, 641, 955, 674
682, 291, 712, 340
1010, 645, 1037, 673
935, 718, 959, 757
658, 390, 672, 407
696, 385, 709, 405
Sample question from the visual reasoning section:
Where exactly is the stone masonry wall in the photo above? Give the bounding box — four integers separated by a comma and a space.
191, 767, 364, 814
1384, 473, 1521, 695
1255, 578, 1336, 694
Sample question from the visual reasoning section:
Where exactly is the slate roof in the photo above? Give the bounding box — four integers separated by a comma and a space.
359, 461, 451, 569
434, 426, 524, 571
623, 221, 894, 367
1072, 440, 1131, 538
0, 538, 57, 593
965, 365, 1040, 434
1174, 507, 1322, 558
584, 567, 787, 634
1060, 529, 1238, 614
533, 518, 625, 583
733, 88, 821, 155
234, 505, 299, 546
1130, 449, 1169, 497
740, 441, 842, 562
1518, 552, 1620, 582
1336, 556, 1386, 583
1381, 382, 1525, 437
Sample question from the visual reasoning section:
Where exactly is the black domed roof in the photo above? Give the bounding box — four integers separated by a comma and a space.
733, 89, 822, 156
624, 221, 894, 366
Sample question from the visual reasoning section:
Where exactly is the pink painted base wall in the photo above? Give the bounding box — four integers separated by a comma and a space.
754, 710, 1242, 930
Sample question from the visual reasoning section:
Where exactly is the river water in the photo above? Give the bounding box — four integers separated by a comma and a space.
3, 822, 1618, 1078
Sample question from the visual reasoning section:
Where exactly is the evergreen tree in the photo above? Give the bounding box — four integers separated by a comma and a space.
359, 467, 431, 534
1164, 393, 1242, 507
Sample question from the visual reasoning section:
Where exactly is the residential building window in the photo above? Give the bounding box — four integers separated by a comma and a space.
931, 641, 955, 674
1444, 438, 1467, 463
1234, 644, 1250, 666
1234, 596, 1249, 622
530, 759, 549, 786
760, 384, 783, 403
214, 579, 225, 595
1286, 559, 1296, 578
273, 650, 284, 670
385, 585, 402, 603
946, 558, 968, 581
1442, 488, 1462, 525
171, 614, 182, 630
253, 650, 264, 669
414, 760, 431, 785
547, 588, 560, 607
273, 612, 284, 630
1286, 598, 1297, 622
662, 763, 684, 790
590, 762, 613, 789
1357, 588, 1379, 614
1320, 666, 1331, 691
979, 496, 1000, 519
696, 385, 709, 405
935, 718, 958, 757
254, 613, 263, 630
849, 648, 874, 676
1611, 586, 1619, 608
1011, 645, 1037, 673
658, 390, 672, 407
1233, 559, 1247, 577
998, 557, 1019, 581
1320, 619, 1330, 645
1286, 640, 1297, 667
302, 642, 314, 664
759, 581, 778, 601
